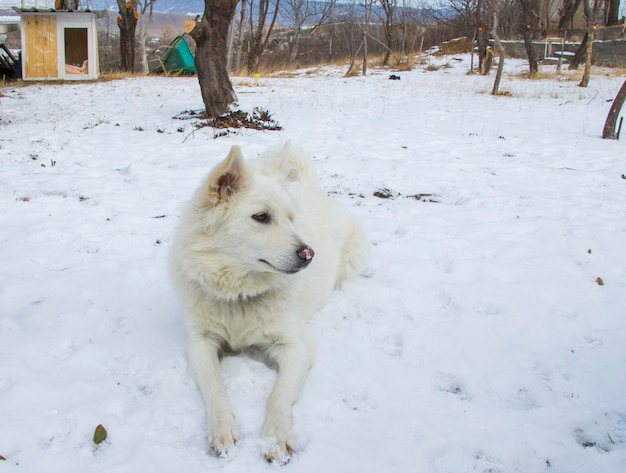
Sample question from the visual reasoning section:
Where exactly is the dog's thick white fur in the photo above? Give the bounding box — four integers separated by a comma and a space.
169, 142, 368, 462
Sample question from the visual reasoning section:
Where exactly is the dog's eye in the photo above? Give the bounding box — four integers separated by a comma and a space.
252, 212, 271, 224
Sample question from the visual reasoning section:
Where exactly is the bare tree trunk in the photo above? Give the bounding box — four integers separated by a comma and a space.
345, 39, 363, 77
226, 16, 234, 72
188, 0, 240, 118
470, 29, 476, 73
246, 0, 281, 74
578, 27, 594, 87
522, 30, 538, 75
362, 29, 368, 75
232, 0, 246, 73
382, 24, 392, 66
476, 0, 490, 75
521, 0, 539, 75
558, 0, 582, 30
378, 0, 396, 66
606, 0, 620, 26
491, 2, 505, 95
117, 0, 139, 72
283, 0, 335, 65
338, 8, 361, 77
289, 34, 300, 64
603, 79, 626, 139
138, 20, 148, 74
569, 31, 588, 69
362, 0, 373, 76
328, 32, 333, 62
578, 0, 600, 87
137, 1, 156, 75
492, 46, 504, 93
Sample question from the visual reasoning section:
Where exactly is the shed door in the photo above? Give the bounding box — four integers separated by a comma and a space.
64, 28, 89, 75
23, 15, 58, 79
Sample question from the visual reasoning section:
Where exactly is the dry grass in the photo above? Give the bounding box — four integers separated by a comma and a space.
343, 66, 361, 78
265, 66, 324, 79
0, 71, 152, 90
239, 53, 418, 79
435, 37, 473, 56
100, 71, 147, 81
391, 55, 415, 72
2, 55, 623, 95
234, 60, 316, 78
513, 64, 626, 82
364, 53, 418, 72
424, 61, 453, 72
597, 66, 626, 78
513, 69, 580, 81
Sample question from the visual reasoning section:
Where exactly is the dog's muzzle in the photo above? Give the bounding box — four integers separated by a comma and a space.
258, 245, 314, 274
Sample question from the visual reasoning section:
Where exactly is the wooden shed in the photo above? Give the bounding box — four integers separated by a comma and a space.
16, 8, 99, 81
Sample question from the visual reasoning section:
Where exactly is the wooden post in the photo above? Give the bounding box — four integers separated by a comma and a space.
557, 37, 565, 73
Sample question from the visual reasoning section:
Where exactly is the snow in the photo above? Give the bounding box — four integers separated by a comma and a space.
1, 56, 625, 472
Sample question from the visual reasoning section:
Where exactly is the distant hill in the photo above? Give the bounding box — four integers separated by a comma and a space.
87, 0, 204, 14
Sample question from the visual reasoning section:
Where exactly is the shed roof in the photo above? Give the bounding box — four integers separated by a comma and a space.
13, 7, 95, 14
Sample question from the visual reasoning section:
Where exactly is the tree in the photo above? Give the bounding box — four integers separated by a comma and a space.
569, 31, 589, 69
378, 0, 398, 66
497, 0, 522, 38
397, 0, 424, 57
520, 0, 539, 74
475, 0, 490, 74
231, 0, 247, 72
491, 0, 505, 94
361, 0, 375, 76
281, 0, 335, 64
429, 0, 478, 38
137, 0, 157, 75
606, 0, 620, 26
116, 0, 139, 72
558, 0, 582, 30
578, 0, 600, 87
427, 0, 481, 72
337, 4, 364, 76
187, 0, 240, 118
245, 0, 281, 73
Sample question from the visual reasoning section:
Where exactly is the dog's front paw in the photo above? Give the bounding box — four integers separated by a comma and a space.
262, 437, 293, 464
209, 413, 239, 455
261, 419, 293, 463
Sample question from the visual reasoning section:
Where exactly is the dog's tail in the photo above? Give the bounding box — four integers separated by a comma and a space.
336, 221, 370, 287
260, 141, 318, 187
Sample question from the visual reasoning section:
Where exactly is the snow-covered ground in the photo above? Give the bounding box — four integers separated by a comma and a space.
1, 56, 625, 472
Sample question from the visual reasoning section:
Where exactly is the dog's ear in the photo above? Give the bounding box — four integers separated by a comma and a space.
271, 141, 317, 185
206, 146, 248, 205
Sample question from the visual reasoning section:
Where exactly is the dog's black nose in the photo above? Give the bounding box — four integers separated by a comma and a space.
297, 245, 314, 262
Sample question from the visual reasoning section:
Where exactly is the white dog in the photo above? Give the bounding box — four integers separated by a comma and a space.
169, 142, 368, 462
